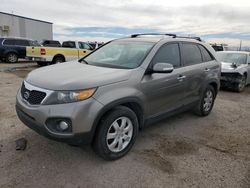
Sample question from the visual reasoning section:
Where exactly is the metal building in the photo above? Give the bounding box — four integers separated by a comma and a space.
0, 12, 53, 41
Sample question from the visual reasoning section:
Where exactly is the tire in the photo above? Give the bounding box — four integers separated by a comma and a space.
194, 85, 215, 116
37, 62, 48, 67
6, 53, 18, 63
93, 106, 139, 160
52, 56, 65, 64
235, 75, 246, 92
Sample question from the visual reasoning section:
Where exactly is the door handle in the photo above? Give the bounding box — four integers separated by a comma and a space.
177, 75, 186, 81
204, 68, 210, 72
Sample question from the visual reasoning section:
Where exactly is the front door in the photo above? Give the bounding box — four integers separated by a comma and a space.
141, 43, 187, 117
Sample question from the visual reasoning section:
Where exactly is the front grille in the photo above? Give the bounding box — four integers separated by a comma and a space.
21, 83, 46, 105
221, 73, 241, 82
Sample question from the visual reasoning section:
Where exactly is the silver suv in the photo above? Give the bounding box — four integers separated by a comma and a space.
16, 34, 220, 160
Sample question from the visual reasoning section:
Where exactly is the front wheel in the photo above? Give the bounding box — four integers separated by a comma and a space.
235, 75, 246, 92
93, 106, 139, 160
194, 85, 215, 116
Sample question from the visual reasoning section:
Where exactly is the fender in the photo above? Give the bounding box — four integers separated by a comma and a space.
89, 97, 145, 143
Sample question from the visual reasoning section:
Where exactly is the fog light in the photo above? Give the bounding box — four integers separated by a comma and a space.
45, 118, 72, 133
59, 121, 69, 130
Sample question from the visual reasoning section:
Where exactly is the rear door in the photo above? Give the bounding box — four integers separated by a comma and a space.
180, 42, 212, 105
142, 43, 188, 117
247, 55, 250, 84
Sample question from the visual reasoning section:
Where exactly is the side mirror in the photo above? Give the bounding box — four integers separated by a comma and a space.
152, 63, 174, 73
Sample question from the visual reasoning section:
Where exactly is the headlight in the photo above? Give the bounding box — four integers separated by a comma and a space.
43, 88, 97, 104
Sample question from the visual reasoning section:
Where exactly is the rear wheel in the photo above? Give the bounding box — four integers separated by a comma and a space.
235, 75, 246, 92
93, 106, 139, 160
194, 85, 215, 116
52, 56, 65, 64
6, 53, 18, 63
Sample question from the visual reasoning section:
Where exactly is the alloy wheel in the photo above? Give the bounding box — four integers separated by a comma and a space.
106, 117, 133, 153
203, 90, 213, 112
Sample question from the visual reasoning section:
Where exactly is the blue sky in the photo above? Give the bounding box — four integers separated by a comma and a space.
1, 0, 250, 46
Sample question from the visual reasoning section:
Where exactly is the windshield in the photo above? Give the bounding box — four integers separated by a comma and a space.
217, 53, 247, 64
82, 41, 154, 69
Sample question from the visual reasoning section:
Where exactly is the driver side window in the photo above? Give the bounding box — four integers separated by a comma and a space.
152, 43, 181, 68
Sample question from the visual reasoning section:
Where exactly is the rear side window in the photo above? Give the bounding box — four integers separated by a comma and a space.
62, 42, 76, 48
15, 40, 30, 46
199, 45, 214, 62
182, 43, 202, 66
248, 56, 250, 64
3, 39, 16, 45
152, 43, 181, 68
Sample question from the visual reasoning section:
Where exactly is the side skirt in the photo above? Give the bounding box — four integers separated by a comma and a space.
143, 101, 198, 128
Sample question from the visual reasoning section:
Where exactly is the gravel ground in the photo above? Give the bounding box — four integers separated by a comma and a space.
0, 62, 250, 188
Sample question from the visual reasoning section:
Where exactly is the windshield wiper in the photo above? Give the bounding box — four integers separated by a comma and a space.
81, 59, 88, 64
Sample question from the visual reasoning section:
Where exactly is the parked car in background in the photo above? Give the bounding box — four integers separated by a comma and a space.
40, 40, 61, 47
16, 33, 220, 160
0, 37, 41, 63
26, 41, 93, 66
88, 42, 104, 49
211, 43, 227, 51
217, 51, 250, 92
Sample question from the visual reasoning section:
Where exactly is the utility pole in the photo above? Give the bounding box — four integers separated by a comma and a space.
239, 40, 242, 51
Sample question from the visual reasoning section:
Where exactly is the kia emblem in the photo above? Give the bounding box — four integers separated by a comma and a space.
24, 91, 30, 100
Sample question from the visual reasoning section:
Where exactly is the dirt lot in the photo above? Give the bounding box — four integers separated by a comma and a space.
0, 62, 250, 188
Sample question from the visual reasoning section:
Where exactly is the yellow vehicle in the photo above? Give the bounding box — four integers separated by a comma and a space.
26, 41, 93, 66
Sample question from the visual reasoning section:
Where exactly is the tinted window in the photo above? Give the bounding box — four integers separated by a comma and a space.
199, 45, 213, 62
42, 40, 61, 47
152, 43, 181, 68
212, 45, 224, 51
62, 42, 76, 48
15, 40, 30, 46
3, 39, 16, 45
182, 43, 202, 66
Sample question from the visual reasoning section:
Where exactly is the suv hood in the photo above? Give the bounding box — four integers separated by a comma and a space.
221, 62, 247, 74
26, 62, 131, 90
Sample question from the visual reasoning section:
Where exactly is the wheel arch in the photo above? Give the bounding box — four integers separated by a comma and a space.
209, 81, 218, 95
90, 97, 144, 144
6, 50, 19, 57
52, 54, 65, 62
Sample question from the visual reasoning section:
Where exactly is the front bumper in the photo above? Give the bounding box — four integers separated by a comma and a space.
220, 73, 243, 88
16, 88, 103, 145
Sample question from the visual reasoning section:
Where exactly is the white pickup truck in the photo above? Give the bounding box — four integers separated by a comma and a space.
26, 41, 93, 66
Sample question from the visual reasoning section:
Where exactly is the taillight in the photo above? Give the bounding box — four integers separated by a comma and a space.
40, 48, 46, 55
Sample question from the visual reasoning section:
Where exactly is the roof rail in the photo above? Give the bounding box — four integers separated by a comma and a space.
131, 33, 177, 38
176, 36, 202, 42
130, 33, 202, 42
